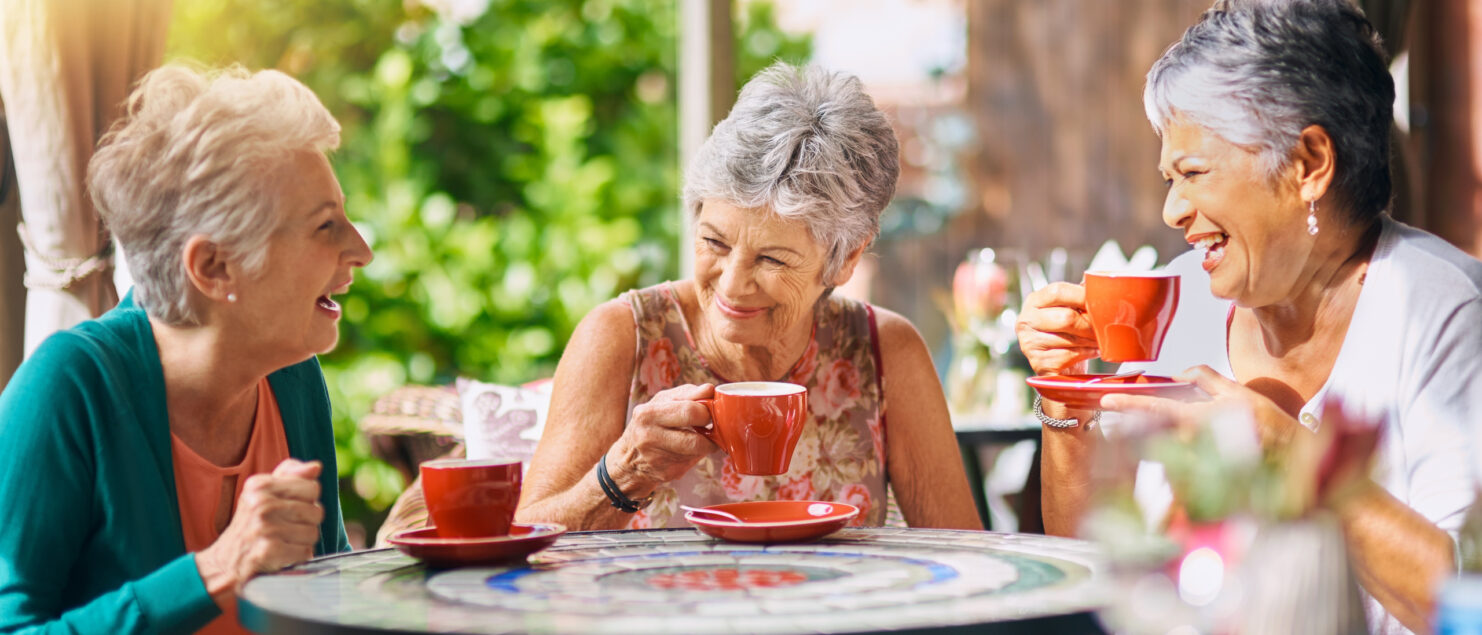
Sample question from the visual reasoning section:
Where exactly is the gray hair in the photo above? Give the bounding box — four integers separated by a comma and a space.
88, 64, 340, 326
683, 62, 899, 284
1144, 0, 1393, 221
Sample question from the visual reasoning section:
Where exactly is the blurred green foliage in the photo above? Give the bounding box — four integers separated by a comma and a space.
167, 0, 808, 539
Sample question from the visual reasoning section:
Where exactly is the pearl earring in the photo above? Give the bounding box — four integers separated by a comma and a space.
227, 293, 238, 303
1306, 199, 1319, 236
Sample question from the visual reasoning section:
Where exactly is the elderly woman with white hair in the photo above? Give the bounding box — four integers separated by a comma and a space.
517, 62, 981, 531
0, 65, 372, 634
1017, 1, 1482, 631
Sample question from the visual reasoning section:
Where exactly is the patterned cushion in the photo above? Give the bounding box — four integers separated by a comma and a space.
456, 377, 551, 470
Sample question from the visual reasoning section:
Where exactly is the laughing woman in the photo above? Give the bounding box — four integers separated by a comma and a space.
517, 62, 981, 531
1016, 1, 1482, 632
0, 66, 372, 634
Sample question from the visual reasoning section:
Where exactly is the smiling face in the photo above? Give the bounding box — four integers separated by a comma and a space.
233, 150, 372, 363
1158, 119, 1311, 307
692, 199, 841, 348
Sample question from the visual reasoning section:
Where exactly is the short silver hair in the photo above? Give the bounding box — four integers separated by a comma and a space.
683, 62, 899, 284
1144, 0, 1393, 221
89, 64, 340, 325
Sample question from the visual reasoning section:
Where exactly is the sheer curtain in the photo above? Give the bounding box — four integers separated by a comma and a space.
0, 0, 169, 356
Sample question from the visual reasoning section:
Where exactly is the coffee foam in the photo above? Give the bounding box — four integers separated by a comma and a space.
718, 381, 806, 397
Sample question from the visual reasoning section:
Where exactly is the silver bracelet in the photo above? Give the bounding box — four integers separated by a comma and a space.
1033, 395, 1100, 429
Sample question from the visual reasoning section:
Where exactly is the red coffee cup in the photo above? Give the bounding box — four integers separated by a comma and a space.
420, 457, 522, 538
1083, 271, 1180, 363
698, 382, 809, 476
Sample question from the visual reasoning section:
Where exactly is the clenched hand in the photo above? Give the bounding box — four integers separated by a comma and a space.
195, 458, 325, 601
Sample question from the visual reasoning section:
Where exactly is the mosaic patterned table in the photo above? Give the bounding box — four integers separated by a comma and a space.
239, 527, 1108, 634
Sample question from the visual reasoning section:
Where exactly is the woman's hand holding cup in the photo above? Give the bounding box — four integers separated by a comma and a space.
196, 458, 325, 601
1016, 282, 1101, 376
606, 384, 719, 493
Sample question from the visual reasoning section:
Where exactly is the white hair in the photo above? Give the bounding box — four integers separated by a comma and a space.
1143, 0, 1393, 220
88, 64, 341, 325
682, 62, 900, 284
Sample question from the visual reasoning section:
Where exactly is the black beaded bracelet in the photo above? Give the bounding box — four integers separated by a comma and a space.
597, 454, 653, 513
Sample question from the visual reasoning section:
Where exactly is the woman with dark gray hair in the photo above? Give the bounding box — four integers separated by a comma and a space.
0, 65, 372, 633
1016, 1, 1482, 631
519, 61, 982, 531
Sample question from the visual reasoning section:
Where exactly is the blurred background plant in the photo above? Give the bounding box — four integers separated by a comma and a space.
941, 247, 1022, 417
167, 0, 808, 543
1085, 401, 1381, 634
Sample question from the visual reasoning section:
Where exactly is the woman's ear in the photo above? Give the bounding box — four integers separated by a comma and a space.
830, 243, 870, 288
181, 235, 236, 303
1293, 124, 1337, 204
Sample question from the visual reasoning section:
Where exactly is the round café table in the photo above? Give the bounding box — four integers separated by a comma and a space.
239, 527, 1108, 634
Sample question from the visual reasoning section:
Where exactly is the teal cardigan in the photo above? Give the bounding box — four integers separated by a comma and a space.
0, 295, 349, 634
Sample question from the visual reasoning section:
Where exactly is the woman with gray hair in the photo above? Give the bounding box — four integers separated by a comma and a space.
1017, 1, 1482, 631
519, 61, 981, 531
0, 65, 372, 634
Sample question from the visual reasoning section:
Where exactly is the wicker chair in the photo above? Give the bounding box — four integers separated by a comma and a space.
360, 384, 466, 547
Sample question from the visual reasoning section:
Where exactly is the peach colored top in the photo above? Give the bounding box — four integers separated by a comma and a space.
170, 377, 289, 635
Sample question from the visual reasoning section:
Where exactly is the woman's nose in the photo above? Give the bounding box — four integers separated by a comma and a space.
345, 222, 374, 267
1162, 193, 1193, 230
717, 255, 755, 296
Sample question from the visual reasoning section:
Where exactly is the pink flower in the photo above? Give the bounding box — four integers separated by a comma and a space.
1314, 397, 1383, 503
866, 415, 885, 464
811, 359, 862, 420
720, 457, 766, 500
776, 472, 816, 501
837, 484, 872, 526
788, 338, 820, 384
626, 508, 652, 529
638, 339, 681, 395
953, 255, 1009, 321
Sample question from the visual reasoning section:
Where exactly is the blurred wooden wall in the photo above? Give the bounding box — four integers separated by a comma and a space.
872, 0, 1208, 352
961, 0, 1208, 257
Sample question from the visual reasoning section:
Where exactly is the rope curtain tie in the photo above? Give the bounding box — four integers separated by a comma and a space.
16, 221, 115, 290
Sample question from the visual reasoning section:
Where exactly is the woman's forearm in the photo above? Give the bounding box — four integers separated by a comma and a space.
1337, 481, 1455, 632
516, 466, 650, 531
1038, 400, 1100, 537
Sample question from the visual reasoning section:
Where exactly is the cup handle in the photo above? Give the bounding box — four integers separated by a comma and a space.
695, 398, 719, 444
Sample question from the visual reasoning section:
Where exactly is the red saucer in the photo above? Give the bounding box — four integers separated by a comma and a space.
1026, 373, 1197, 410
686, 500, 859, 544
388, 523, 566, 567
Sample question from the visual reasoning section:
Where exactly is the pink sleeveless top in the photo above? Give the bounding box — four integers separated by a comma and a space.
621, 282, 889, 528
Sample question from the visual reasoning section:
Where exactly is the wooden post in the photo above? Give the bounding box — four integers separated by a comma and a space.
1411, 0, 1482, 256
678, 0, 734, 278
0, 120, 23, 387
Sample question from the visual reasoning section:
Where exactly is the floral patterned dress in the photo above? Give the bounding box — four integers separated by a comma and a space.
621, 282, 889, 528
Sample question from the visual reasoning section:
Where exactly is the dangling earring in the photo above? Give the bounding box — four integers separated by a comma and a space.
227, 293, 238, 303
1306, 199, 1319, 236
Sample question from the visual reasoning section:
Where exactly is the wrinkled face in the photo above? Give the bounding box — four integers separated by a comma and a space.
693, 199, 832, 347
1158, 118, 1309, 306
235, 150, 373, 362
